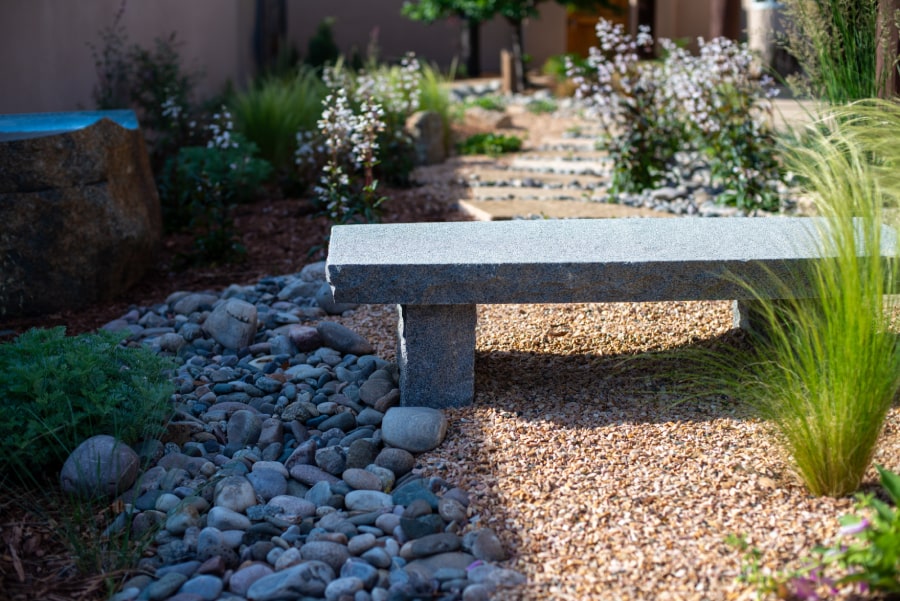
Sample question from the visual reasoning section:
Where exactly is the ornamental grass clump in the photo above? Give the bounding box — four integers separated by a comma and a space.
230, 66, 326, 171
684, 100, 900, 498
568, 19, 784, 211
747, 101, 900, 497
779, 0, 898, 103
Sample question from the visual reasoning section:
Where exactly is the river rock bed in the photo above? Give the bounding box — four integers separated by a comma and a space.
93, 262, 523, 601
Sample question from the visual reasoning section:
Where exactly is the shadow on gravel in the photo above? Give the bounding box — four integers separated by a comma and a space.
472, 328, 756, 427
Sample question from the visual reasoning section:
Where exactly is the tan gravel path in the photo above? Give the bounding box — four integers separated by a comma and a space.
339, 301, 900, 600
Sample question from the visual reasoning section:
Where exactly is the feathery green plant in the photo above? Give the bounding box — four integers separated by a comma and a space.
417, 61, 455, 155
0, 327, 174, 589
230, 66, 326, 170
0, 327, 174, 479
677, 100, 900, 497
780, 0, 897, 102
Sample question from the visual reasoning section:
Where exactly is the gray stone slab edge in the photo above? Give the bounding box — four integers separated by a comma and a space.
398, 304, 477, 408
326, 218, 897, 305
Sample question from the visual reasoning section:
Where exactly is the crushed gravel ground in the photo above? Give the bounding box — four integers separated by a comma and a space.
339, 300, 900, 600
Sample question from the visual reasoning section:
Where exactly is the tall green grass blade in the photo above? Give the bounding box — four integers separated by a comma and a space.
230, 66, 326, 170
672, 100, 900, 497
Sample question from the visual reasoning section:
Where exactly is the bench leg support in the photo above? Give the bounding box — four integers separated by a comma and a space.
397, 304, 477, 409
733, 299, 819, 339
732, 299, 769, 335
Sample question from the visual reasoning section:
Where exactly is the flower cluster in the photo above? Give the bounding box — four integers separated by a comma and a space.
312, 84, 387, 224
206, 106, 238, 150
161, 93, 184, 121
357, 52, 422, 117
570, 20, 654, 115
569, 19, 784, 211
733, 465, 900, 599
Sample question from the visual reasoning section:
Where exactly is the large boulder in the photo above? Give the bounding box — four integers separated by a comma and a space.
0, 111, 161, 317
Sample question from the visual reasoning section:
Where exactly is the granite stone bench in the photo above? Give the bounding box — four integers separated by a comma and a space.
326, 218, 895, 409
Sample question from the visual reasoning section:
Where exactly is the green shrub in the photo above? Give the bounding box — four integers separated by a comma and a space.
732, 465, 900, 597
467, 95, 506, 112
458, 132, 522, 156
526, 97, 558, 114
306, 17, 340, 72
0, 327, 174, 481
230, 66, 327, 171
570, 19, 784, 210
159, 115, 272, 263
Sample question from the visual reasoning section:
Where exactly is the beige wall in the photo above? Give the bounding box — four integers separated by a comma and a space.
287, 0, 512, 74
654, 1, 714, 50
0, 0, 255, 114
523, 3, 567, 71
287, 1, 568, 75
0, 0, 781, 116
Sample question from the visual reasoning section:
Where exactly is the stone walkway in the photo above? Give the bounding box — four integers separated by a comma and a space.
423, 94, 816, 222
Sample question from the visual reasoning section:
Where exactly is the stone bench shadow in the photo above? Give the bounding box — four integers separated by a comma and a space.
472, 328, 756, 425
0, 110, 161, 318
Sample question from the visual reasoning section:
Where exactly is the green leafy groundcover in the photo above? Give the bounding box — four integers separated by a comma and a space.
0, 327, 174, 479
458, 132, 523, 157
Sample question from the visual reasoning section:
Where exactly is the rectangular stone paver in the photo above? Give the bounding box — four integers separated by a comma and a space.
509, 157, 610, 174
463, 168, 607, 189
467, 186, 601, 201
457, 199, 669, 221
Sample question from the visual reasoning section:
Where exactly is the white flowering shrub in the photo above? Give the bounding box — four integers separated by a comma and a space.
568, 21, 689, 195
159, 106, 273, 262
356, 52, 422, 187
296, 54, 426, 225
309, 85, 387, 224
569, 19, 784, 211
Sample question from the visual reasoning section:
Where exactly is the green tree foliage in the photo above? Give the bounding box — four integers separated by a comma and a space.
402, 0, 616, 88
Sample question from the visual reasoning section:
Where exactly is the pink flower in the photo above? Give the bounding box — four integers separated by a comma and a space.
838, 518, 870, 537
789, 576, 821, 601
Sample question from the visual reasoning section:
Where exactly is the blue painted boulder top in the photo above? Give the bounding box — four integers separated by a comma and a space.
0, 109, 139, 141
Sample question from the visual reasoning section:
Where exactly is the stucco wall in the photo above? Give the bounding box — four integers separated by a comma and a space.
288, 1, 574, 75
0, 1, 780, 115
0, 0, 255, 114
655, 1, 714, 49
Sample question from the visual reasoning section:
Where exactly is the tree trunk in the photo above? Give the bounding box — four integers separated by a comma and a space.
254, 0, 286, 73
507, 17, 526, 92
709, 0, 741, 40
465, 18, 481, 77
877, 0, 899, 97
